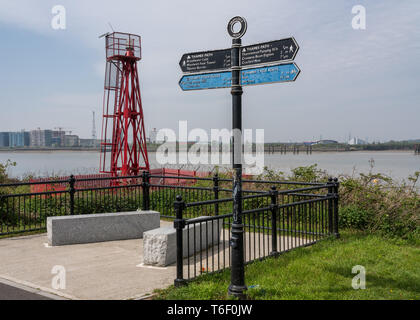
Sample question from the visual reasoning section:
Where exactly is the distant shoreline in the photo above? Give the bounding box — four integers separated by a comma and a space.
0, 148, 101, 153
0, 148, 413, 154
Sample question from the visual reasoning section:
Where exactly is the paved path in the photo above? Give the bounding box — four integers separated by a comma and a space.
0, 221, 175, 300
0, 279, 61, 300
0, 283, 50, 300
0, 220, 312, 299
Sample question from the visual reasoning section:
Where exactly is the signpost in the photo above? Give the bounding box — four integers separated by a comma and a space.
178, 16, 300, 299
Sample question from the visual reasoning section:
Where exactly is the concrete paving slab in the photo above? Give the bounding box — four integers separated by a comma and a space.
0, 219, 313, 300
0, 220, 175, 300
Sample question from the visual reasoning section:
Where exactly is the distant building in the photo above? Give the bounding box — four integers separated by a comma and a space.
348, 137, 367, 145
29, 129, 40, 147
79, 138, 100, 148
51, 130, 65, 147
64, 135, 80, 147
315, 139, 338, 145
149, 128, 158, 143
0, 132, 10, 147
30, 129, 52, 147
9, 131, 30, 147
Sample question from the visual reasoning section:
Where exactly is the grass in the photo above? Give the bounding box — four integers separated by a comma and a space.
0, 229, 45, 239
154, 230, 420, 300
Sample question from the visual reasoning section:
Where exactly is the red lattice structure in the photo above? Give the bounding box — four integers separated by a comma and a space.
100, 32, 149, 176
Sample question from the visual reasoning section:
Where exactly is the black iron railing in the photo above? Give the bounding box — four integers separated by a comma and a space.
0, 172, 339, 240
173, 179, 339, 285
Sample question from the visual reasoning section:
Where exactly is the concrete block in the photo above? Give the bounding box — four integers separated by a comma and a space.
143, 216, 222, 267
47, 210, 160, 246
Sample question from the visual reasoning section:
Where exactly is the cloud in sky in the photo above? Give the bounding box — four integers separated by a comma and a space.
0, 0, 419, 142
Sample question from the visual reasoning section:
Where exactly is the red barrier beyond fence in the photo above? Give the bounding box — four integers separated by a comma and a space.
29, 169, 211, 193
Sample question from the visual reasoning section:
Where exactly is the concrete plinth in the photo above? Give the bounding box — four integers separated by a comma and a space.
47, 210, 160, 246
143, 216, 222, 267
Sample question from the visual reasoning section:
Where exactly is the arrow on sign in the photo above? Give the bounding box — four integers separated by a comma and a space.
241, 37, 299, 67
179, 63, 300, 91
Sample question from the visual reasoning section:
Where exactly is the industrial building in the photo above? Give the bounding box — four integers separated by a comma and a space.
9, 131, 30, 147
80, 138, 101, 148
51, 130, 66, 147
30, 129, 53, 147
64, 135, 80, 147
348, 137, 367, 145
314, 139, 338, 145
148, 128, 158, 143
0, 128, 96, 149
0, 132, 10, 147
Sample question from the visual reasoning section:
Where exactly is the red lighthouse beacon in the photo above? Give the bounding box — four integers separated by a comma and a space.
100, 32, 150, 176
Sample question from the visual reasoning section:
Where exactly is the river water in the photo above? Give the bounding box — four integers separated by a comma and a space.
0, 151, 419, 181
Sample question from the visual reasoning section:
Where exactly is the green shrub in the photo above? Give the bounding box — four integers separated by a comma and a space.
339, 172, 419, 240
290, 164, 327, 182
0, 160, 16, 184
255, 165, 420, 240
339, 205, 372, 230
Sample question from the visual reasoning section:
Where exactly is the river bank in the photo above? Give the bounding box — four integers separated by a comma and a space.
0, 150, 419, 181
0, 148, 100, 152
1, 143, 418, 154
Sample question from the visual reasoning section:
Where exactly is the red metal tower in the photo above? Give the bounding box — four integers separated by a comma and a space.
100, 32, 150, 176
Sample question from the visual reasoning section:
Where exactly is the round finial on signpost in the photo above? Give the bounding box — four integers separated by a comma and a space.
227, 16, 247, 39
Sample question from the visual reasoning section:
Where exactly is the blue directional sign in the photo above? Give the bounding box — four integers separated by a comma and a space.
241, 63, 300, 86
179, 63, 300, 91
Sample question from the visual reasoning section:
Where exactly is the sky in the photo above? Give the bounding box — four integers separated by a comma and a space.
0, 0, 419, 142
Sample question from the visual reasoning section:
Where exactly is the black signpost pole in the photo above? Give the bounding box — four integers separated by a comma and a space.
178, 16, 300, 299
227, 17, 247, 299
